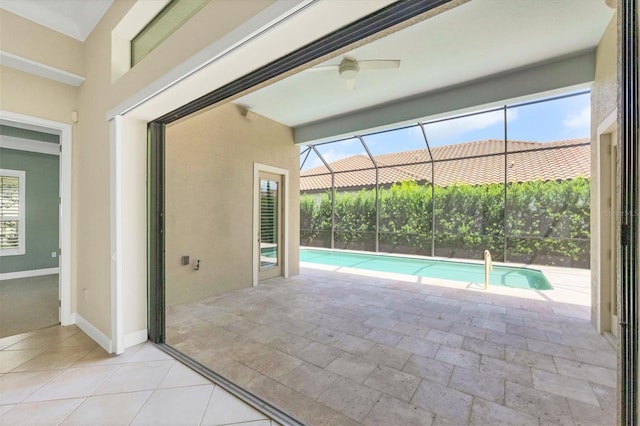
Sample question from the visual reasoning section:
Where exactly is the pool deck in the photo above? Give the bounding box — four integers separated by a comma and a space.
165, 264, 613, 425
302, 258, 591, 316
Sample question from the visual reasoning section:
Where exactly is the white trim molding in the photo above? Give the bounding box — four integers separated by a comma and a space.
124, 329, 148, 348
0, 51, 85, 87
252, 163, 290, 287
0, 110, 73, 326
74, 314, 112, 353
110, 116, 125, 354
0, 135, 60, 155
0, 267, 59, 281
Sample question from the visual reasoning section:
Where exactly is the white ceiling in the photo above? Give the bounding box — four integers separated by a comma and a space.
234, 0, 615, 128
0, 0, 112, 41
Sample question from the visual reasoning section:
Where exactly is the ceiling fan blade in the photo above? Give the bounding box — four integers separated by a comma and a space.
345, 79, 356, 91
305, 64, 339, 72
358, 60, 401, 70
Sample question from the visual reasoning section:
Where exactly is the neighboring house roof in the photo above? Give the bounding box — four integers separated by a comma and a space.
300, 138, 590, 191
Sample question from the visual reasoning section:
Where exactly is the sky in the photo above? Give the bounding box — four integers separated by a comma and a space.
300, 91, 590, 171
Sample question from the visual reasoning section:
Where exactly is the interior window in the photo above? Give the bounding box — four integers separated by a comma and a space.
0, 169, 25, 256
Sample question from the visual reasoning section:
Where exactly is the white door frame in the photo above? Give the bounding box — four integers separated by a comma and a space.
0, 110, 73, 326
253, 163, 289, 287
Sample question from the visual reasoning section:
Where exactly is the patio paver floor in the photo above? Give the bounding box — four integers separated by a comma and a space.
166, 266, 616, 425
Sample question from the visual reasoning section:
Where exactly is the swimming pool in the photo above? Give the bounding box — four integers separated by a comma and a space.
300, 248, 552, 290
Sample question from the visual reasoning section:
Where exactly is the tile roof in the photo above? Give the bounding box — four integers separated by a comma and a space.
300, 138, 590, 191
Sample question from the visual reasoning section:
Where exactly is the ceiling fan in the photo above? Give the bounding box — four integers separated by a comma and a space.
307, 56, 401, 91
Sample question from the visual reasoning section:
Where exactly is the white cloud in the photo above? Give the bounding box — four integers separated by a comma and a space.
302, 147, 348, 171
425, 109, 518, 143
563, 106, 590, 128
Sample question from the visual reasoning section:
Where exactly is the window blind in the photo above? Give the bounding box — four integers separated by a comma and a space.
0, 172, 24, 252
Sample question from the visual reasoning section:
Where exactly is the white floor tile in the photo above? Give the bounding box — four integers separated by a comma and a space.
131, 385, 214, 425
0, 398, 84, 425
158, 361, 211, 389
201, 386, 268, 425
60, 391, 151, 425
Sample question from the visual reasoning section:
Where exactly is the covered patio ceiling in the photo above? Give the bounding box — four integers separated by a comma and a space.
233, 0, 614, 144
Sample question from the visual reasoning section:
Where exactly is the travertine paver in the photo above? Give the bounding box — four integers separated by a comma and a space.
363, 365, 421, 402
505, 381, 575, 425
163, 265, 616, 425
531, 368, 600, 406
411, 379, 474, 424
363, 394, 435, 426
317, 377, 381, 422
470, 397, 539, 426
277, 361, 340, 399
363, 343, 412, 370
402, 354, 454, 385
462, 336, 506, 359
505, 346, 557, 372
449, 366, 505, 404
325, 353, 377, 383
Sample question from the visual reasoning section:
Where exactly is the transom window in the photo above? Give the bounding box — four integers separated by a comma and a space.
0, 169, 25, 256
131, 0, 209, 67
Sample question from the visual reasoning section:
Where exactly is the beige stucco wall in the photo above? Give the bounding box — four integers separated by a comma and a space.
0, 10, 84, 76
164, 104, 299, 307
0, 66, 78, 124
590, 14, 617, 327
71, 0, 275, 338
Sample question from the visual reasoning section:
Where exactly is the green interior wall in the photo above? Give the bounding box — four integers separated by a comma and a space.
0, 125, 59, 143
0, 148, 60, 273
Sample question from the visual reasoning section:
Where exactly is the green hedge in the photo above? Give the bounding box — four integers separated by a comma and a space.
300, 177, 590, 268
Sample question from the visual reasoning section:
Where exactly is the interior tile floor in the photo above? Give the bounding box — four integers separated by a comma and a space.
0, 325, 277, 425
166, 266, 616, 426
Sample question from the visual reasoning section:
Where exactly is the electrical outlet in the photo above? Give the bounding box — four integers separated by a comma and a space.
52, 251, 57, 258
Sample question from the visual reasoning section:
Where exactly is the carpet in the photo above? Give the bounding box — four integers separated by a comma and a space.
0, 274, 58, 338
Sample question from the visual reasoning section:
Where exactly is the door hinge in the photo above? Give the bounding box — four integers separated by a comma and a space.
58, 248, 62, 256
59, 197, 62, 205
58, 300, 61, 307
59, 145, 62, 153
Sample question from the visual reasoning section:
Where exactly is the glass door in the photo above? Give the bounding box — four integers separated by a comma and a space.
258, 172, 282, 280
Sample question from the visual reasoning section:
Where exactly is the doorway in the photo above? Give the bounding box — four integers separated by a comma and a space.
0, 110, 73, 332
253, 163, 289, 286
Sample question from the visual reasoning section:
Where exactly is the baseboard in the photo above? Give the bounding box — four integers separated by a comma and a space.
124, 329, 148, 348
0, 267, 59, 281
74, 313, 112, 353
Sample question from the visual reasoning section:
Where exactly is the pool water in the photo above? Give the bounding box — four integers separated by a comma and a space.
300, 248, 552, 290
